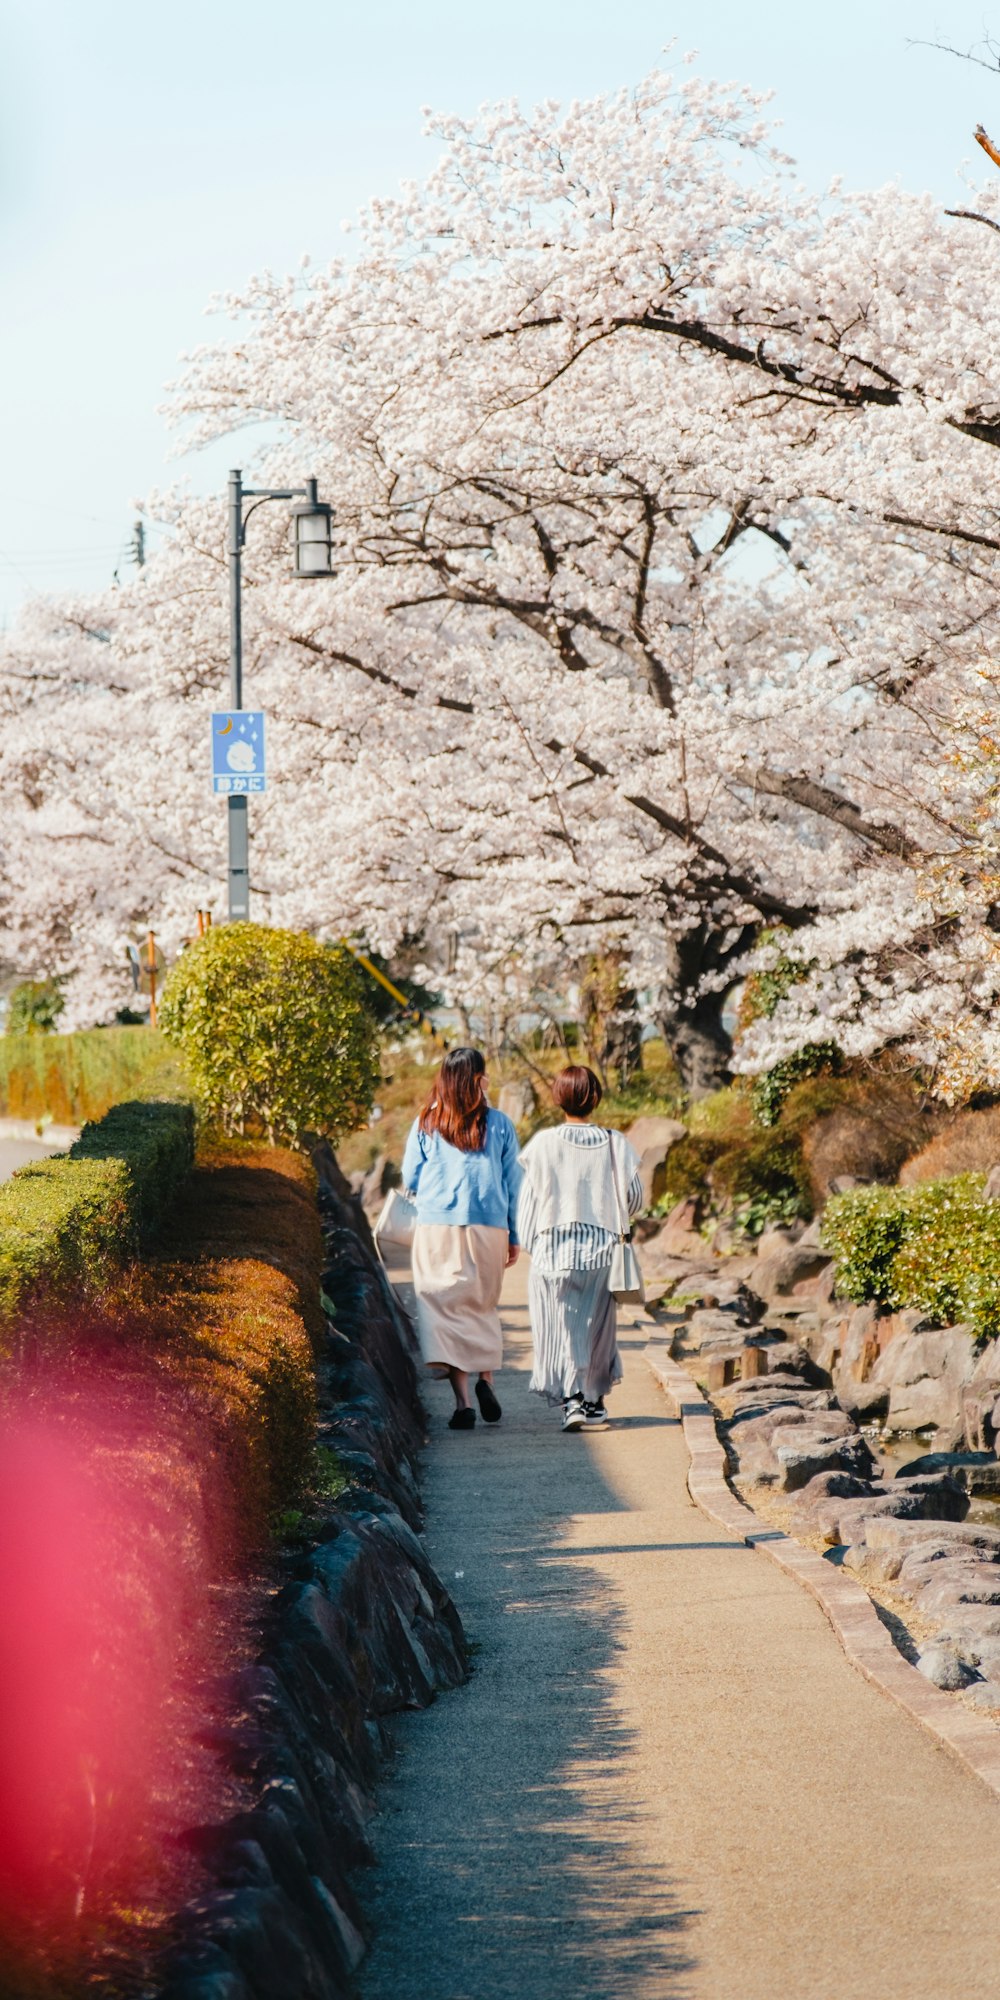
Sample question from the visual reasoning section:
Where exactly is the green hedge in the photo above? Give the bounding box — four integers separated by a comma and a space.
0, 1099, 194, 1331
822, 1172, 1000, 1339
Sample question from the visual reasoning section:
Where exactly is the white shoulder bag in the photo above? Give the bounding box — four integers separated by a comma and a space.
374, 1187, 417, 1259
606, 1131, 645, 1305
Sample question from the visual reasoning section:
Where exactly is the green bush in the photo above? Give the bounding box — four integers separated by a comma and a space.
822, 1172, 1000, 1339
160, 924, 380, 1145
821, 1183, 915, 1303
654, 1086, 812, 1236
6, 976, 66, 1034
0, 1099, 194, 1333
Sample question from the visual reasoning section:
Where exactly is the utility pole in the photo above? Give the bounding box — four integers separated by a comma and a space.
227, 471, 249, 921
132, 518, 145, 569
146, 930, 159, 1029
223, 468, 333, 922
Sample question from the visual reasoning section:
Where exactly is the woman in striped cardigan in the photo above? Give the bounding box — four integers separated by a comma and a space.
517, 1066, 642, 1431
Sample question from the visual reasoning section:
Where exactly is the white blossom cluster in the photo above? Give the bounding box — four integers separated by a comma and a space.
4, 63, 1000, 1089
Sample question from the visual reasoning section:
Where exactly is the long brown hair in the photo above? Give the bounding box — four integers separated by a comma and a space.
419, 1046, 488, 1152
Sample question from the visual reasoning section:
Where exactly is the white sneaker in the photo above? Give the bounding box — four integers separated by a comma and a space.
582, 1400, 609, 1429
562, 1394, 586, 1432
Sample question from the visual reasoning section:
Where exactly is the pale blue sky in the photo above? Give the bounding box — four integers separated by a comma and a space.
1, 0, 998, 621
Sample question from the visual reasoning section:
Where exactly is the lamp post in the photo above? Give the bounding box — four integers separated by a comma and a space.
226, 468, 334, 920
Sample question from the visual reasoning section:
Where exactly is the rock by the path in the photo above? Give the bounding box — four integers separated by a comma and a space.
729, 1406, 846, 1451
961, 1681, 1000, 1710
917, 1644, 979, 1691
893, 1450, 1000, 1495
811, 1474, 969, 1546
498, 1080, 537, 1125
881, 1326, 978, 1435
842, 1544, 905, 1585
753, 1241, 831, 1303
833, 1303, 890, 1422
913, 1563, 1000, 1617
861, 1514, 985, 1554
773, 1428, 876, 1493
725, 1389, 836, 1432
731, 1411, 861, 1486
753, 1339, 829, 1386
935, 1608, 1000, 1655
624, 1116, 687, 1207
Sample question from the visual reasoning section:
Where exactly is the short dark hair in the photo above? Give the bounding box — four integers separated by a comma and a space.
551, 1065, 603, 1117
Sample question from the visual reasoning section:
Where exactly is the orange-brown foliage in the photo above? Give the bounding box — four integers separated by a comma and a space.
801, 1077, 939, 1201
899, 1103, 1000, 1185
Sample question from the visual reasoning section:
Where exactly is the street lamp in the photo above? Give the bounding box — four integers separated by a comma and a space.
226, 467, 334, 920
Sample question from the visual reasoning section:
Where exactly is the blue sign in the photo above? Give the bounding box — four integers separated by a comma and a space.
211, 711, 266, 795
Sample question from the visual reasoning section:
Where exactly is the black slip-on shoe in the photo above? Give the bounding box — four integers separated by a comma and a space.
448, 1406, 476, 1430
475, 1377, 502, 1423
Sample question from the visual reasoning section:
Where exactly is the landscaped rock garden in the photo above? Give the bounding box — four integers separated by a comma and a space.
157, 1151, 467, 2000
653, 1189, 1000, 1721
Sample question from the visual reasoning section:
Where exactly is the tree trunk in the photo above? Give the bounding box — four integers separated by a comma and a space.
579, 951, 642, 1089
656, 924, 754, 1097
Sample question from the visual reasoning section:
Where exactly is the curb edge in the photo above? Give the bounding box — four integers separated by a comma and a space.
645, 1340, 1000, 1801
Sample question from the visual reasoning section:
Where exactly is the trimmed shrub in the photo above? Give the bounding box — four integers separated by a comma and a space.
0, 1025, 184, 1125
820, 1183, 916, 1303
0, 1099, 194, 1336
160, 924, 380, 1145
822, 1171, 1000, 1339
73, 1098, 194, 1237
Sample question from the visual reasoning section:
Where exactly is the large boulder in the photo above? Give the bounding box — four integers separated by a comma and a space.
497, 1079, 537, 1125
772, 1427, 877, 1493
893, 1450, 1000, 1496
832, 1303, 888, 1421
624, 1116, 687, 1208
916, 1644, 978, 1690
961, 1337, 1000, 1451
811, 1473, 969, 1545
913, 1563, 1000, 1617
880, 1326, 978, 1435
753, 1241, 831, 1302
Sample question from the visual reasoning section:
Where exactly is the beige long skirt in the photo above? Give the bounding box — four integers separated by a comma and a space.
411, 1222, 506, 1374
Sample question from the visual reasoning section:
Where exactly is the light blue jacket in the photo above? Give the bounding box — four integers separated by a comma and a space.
402, 1107, 522, 1242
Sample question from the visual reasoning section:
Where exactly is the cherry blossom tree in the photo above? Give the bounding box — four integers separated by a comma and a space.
6, 59, 1000, 1092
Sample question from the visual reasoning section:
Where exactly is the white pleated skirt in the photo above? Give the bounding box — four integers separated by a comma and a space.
411, 1222, 506, 1375
528, 1262, 622, 1404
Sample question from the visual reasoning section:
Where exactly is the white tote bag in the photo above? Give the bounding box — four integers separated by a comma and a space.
606, 1131, 645, 1305
374, 1187, 417, 1258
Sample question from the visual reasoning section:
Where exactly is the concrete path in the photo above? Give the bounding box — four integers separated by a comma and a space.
359, 1264, 1000, 2000
0, 1136, 66, 1182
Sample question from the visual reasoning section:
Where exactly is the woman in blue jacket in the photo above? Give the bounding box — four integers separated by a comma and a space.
402, 1046, 520, 1430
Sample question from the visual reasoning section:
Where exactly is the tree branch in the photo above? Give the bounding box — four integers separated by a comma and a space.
747, 766, 926, 860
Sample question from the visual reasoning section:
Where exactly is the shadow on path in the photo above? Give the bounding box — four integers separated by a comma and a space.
357, 1299, 696, 2000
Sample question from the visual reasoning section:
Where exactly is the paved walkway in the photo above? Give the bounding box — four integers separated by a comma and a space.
359, 1263, 1000, 2000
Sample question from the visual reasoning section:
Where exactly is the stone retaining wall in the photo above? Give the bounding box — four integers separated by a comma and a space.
157, 1151, 466, 2000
